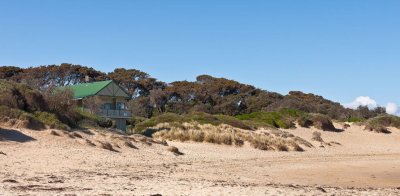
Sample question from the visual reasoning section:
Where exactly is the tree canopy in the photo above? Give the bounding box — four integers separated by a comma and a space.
0, 64, 386, 120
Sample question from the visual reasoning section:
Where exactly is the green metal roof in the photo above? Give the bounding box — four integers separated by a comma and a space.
66, 80, 113, 99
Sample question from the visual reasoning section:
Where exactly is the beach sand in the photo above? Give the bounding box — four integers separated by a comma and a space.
1, 124, 400, 195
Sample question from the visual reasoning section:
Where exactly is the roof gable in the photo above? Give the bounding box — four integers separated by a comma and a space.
96, 81, 130, 98
64, 80, 129, 99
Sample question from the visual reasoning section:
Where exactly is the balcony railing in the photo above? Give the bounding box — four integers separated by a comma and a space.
97, 109, 132, 118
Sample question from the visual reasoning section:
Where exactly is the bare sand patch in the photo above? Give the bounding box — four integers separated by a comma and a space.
1, 125, 400, 195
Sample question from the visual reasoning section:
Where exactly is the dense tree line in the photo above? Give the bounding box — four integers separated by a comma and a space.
0, 64, 386, 120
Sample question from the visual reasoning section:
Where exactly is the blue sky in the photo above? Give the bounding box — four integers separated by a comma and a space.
0, 0, 399, 112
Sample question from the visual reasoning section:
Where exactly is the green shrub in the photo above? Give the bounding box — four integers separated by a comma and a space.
0, 105, 26, 119
367, 115, 400, 128
214, 115, 252, 130
34, 111, 69, 130
0, 81, 47, 112
134, 118, 158, 133
297, 116, 313, 128
130, 116, 147, 126
311, 114, 337, 131
235, 109, 304, 129
364, 115, 400, 133
346, 117, 364, 123
236, 111, 283, 128
0, 106, 45, 130
77, 109, 99, 121
0, 80, 82, 129
97, 118, 113, 128
75, 110, 99, 129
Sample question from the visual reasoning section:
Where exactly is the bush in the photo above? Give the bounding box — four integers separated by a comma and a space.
311, 131, 323, 142
212, 115, 252, 130
0, 106, 45, 130
236, 109, 305, 129
77, 109, 99, 121
97, 118, 113, 128
0, 81, 49, 112
130, 116, 147, 126
34, 111, 69, 130
343, 123, 351, 129
297, 116, 313, 128
43, 87, 80, 127
366, 115, 400, 128
0, 105, 26, 119
311, 114, 337, 132
0, 81, 82, 129
167, 146, 183, 155
364, 115, 400, 134
365, 124, 391, 134
346, 117, 364, 123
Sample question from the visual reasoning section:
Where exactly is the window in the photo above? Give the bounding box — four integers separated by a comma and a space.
117, 102, 126, 110
103, 103, 112, 110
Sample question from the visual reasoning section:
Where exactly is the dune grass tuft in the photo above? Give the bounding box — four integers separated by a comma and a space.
167, 146, 183, 155
70, 132, 83, 138
100, 141, 119, 152
50, 130, 61, 136
124, 141, 138, 149
311, 131, 323, 142
85, 139, 96, 147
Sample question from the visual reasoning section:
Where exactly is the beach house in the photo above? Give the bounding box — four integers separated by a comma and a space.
66, 80, 131, 131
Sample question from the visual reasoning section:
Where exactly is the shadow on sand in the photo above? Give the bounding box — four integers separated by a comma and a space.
0, 128, 36, 142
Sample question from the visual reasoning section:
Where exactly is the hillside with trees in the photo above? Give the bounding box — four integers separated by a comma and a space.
0, 64, 392, 133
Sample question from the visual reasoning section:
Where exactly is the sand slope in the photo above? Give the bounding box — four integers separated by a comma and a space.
1, 124, 400, 195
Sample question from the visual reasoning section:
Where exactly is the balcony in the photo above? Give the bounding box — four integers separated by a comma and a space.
97, 109, 132, 118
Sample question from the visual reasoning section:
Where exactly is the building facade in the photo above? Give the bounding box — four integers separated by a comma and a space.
66, 80, 131, 131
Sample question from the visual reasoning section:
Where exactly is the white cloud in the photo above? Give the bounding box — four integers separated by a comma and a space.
345, 96, 378, 109
386, 103, 398, 115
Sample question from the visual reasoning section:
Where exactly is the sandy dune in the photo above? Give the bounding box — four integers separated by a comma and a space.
1, 124, 400, 195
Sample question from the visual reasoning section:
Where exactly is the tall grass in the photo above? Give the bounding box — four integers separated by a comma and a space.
152, 122, 305, 151
134, 112, 251, 133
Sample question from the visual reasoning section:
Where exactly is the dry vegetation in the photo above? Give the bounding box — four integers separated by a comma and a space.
363, 115, 400, 134
311, 131, 324, 142
99, 141, 119, 152
85, 139, 96, 147
50, 130, 61, 136
152, 122, 309, 152
70, 132, 83, 138
310, 114, 340, 132
310, 131, 342, 148
124, 141, 138, 149
167, 146, 183, 155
